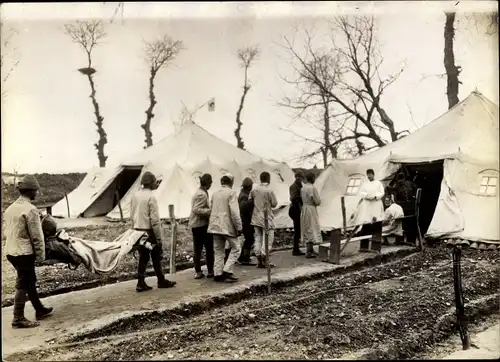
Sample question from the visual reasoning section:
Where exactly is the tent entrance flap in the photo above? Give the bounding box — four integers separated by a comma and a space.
82, 167, 143, 217
397, 160, 444, 235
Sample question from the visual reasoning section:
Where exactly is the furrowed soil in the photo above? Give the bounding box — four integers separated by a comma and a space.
11, 246, 500, 361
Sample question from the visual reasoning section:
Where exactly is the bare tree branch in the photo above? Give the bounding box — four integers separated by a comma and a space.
64, 20, 108, 167
234, 46, 260, 150
279, 16, 407, 164
1, 23, 20, 96
142, 35, 185, 148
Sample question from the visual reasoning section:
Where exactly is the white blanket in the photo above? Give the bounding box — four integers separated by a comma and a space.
61, 229, 147, 275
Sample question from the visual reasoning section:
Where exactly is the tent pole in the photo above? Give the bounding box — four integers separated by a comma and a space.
65, 193, 70, 218
115, 190, 124, 222
169, 205, 177, 274
452, 246, 470, 350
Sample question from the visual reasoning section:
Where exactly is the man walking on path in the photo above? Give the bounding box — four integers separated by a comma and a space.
250, 172, 278, 268
237, 177, 255, 265
189, 173, 214, 279
208, 174, 243, 282
4, 175, 53, 328
130, 171, 176, 292
289, 170, 305, 256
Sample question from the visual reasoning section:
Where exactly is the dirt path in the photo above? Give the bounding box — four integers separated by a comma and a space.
2, 242, 411, 360
6, 246, 499, 361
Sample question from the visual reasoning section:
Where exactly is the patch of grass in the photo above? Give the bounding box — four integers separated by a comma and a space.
2, 172, 86, 213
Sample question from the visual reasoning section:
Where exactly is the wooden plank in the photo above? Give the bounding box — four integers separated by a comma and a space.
328, 228, 342, 264
168, 205, 177, 274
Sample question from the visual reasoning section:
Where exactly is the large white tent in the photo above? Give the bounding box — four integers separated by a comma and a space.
275, 91, 499, 244
53, 119, 295, 220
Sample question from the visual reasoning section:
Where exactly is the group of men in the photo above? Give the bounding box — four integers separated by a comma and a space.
2, 167, 418, 329
355, 168, 418, 244
188, 171, 279, 283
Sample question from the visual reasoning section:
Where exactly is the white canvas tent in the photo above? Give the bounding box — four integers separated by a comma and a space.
53, 119, 295, 220
275, 91, 499, 244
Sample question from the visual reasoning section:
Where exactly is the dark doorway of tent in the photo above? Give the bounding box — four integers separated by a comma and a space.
394, 160, 444, 235
80, 166, 143, 218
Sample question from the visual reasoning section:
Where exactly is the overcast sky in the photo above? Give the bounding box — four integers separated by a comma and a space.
1, 1, 498, 174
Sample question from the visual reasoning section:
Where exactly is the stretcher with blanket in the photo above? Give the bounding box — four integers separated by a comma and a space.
40, 215, 151, 275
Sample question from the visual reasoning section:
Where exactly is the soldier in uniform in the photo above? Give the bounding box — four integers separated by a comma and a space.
130, 171, 176, 291
208, 174, 243, 282
4, 175, 53, 328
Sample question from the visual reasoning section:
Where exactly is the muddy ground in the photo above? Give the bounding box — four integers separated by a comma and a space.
11, 245, 499, 361
1, 223, 294, 305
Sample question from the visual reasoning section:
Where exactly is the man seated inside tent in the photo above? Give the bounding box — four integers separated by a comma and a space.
382, 195, 405, 245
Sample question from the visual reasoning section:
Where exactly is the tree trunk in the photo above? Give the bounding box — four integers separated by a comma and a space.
444, 12, 461, 109
86, 74, 107, 167
235, 82, 249, 150
142, 68, 157, 148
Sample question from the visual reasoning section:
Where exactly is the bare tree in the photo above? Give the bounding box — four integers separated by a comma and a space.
1, 22, 20, 96
142, 35, 184, 148
441, 11, 497, 110
235, 46, 260, 150
280, 16, 407, 162
64, 20, 108, 167
444, 12, 462, 109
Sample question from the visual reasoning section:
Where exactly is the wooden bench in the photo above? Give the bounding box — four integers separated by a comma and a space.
319, 213, 421, 264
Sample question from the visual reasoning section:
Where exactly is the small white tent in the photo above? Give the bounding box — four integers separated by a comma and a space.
53, 120, 295, 220
275, 91, 499, 244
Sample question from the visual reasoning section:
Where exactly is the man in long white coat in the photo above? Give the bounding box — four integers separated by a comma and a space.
356, 169, 385, 226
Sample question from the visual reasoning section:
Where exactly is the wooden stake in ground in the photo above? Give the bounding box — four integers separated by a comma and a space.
64, 193, 70, 218
264, 208, 271, 294
415, 188, 423, 251
340, 196, 347, 235
168, 204, 177, 274
452, 246, 470, 350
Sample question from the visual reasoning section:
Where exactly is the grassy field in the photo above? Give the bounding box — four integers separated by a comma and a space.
1, 172, 85, 213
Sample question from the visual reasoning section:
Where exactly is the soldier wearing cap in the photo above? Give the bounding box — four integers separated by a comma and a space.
3, 175, 53, 328
130, 171, 176, 292
207, 173, 243, 282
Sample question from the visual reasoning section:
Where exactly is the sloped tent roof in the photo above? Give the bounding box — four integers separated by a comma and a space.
52, 167, 122, 218
275, 91, 499, 245
55, 120, 295, 220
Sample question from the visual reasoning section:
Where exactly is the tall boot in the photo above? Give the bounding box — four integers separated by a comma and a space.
27, 285, 53, 320
306, 242, 317, 258
12, 289, 39, 329
136, 277, 153, 292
